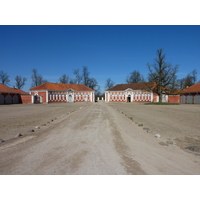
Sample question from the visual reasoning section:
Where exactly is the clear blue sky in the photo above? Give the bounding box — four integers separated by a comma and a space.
0, 25, 200, 93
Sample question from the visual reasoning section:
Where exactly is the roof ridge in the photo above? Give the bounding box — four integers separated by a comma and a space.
181, 82, 200, 93
106, 82, 156, 91
30, 82, 94, 91
0, 83, 28, 94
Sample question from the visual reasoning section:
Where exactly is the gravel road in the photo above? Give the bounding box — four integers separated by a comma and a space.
1, 102, 200, 175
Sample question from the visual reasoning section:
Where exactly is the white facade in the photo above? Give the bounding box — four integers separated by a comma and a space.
105, 88, 154, 103
31, 89, 95, 103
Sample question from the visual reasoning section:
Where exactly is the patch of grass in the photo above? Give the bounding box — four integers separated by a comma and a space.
144, 102, 180, 105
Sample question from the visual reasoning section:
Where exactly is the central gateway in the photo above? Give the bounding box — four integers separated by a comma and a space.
68, 94, 74, 103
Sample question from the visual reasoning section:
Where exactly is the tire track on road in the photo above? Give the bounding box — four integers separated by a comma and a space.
107, 111, 147, 175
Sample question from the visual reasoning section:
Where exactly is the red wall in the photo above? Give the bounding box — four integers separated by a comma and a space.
153, 93, 158, 102
168, 95, 180, 103
37, 91, 46, 103
21, 95, 32, 103
30, 91, 47, 103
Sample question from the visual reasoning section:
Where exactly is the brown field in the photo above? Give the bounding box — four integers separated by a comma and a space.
1, 102, 200, 174
0, 102, 89, 141
109, 102, 200, 151
1, 101, 200, 151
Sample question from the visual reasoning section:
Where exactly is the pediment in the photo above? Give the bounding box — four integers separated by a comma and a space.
66, 88, 75, 92
125, 88, 133, 91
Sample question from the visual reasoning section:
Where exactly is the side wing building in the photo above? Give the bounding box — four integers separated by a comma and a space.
30, 82, 95, 103
0, 83, 31, 105
105, 82, 158, 103
105, 82, 179, 103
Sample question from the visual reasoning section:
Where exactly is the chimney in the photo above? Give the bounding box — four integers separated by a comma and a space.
13, 85, 15, 89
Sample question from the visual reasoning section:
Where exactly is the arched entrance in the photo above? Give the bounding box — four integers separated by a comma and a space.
13, 95, 19, 104
127, 95, 131, 102
5, 94, 12, 104
34, 95, 40, 104
0, 94, 4, 105
68, 94, 73, 103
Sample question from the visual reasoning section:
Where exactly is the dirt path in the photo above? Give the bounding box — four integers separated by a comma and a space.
1, 102, 200, 175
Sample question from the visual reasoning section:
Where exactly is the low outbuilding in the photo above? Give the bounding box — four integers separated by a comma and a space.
0, 83, 31, 104
180, 83, 200, 104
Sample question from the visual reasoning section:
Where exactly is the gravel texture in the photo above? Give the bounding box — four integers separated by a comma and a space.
110, 102, 200, 151
0, 102, 200, 175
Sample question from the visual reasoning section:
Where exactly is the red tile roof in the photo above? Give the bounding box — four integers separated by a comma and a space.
12, 88, 30, 95
0, 83, 15, 93
0, 83, 29, 95
106, 82, 157, 91
30, 82, 94, 91
170, 89, 184, 95
180, 83, 200, 93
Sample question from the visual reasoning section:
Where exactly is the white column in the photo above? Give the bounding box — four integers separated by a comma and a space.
46, 91, 48, 103
151, 91, 153, 102
40, 96, 43, 103
31, 95, 34, 103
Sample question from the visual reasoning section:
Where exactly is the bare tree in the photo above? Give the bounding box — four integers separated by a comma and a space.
59, 74, 70, 84
0, 70, 10, 85
184, 69, 197, 87
15, 75, 27, 89
82, 66, 90, 87
88, 77, 100, 92
126, 70, 144, 83
73, 69, 82, 84
147, 49, 179, 102
177, 69, 198, 89
191, 69, 198, 84
105, 78, 115, 90
177, 78, 185, 89
168, 75, 179, 93
73, 66, 100, 92
31, 68, 47, 88
69, 78, 76, 84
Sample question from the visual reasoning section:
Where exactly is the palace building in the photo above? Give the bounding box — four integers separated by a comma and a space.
30, 82, 95, 103
105, 82, 179, 103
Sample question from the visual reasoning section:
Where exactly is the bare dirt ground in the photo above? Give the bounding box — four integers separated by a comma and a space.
0, 102, 89, 141
110, 102, 200, 152
0, 102, 200, 175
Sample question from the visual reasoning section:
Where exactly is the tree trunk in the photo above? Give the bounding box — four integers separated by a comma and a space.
159, 85, 162, 102
159, 93, 162, 102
